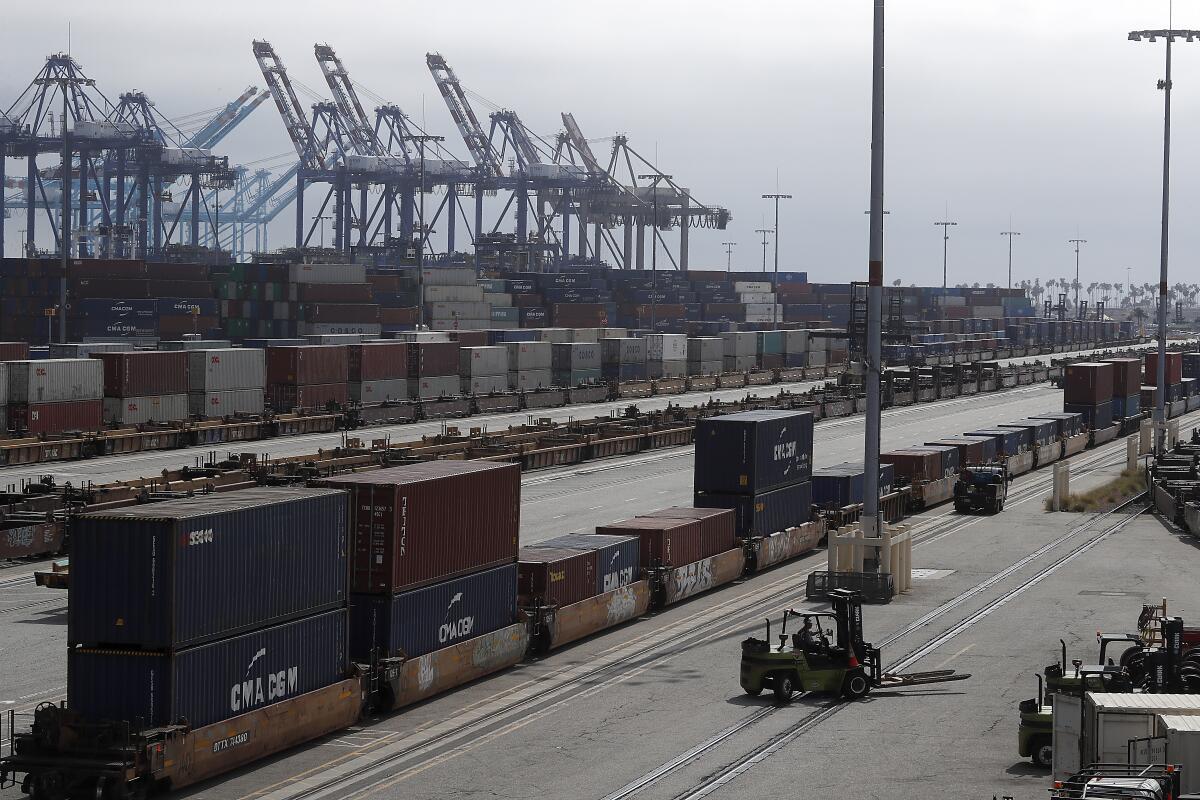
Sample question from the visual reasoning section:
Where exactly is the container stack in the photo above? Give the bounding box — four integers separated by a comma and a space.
756, 331, 785, 370
67, 487, 351, 728
2, 358, 104, 434
783, 330, 809, 368
595, 507, 736, 569
1145, 351, 1185, 405
1062, 362, 1115, 430
459, 346, 510, 394
265, 345, 349, 411
811, 462, 896, 510
95, 351, 189, 425
720, 332, 757, 373
1102, 357, 1143, 422
424, 268, 491, 331
347, 341, 409, 403
315, 461, 521, 662
602, 338, 647, 382
692, 409, 815, 537
406, 340, 460, 399
1183, 352, 1200, 380
523, 534, 641, 598
187, 348, 266, 418
506, 341, 552, 390
735, 280, 781, 324
645, 334, 687, 379
551, 342, 601, 387
686, 337, 723, 376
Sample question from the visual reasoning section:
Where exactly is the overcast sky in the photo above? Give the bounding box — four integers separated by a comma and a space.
3, 0, 1198, 288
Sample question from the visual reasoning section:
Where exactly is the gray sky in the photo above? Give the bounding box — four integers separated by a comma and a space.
3, 0, 1198, 288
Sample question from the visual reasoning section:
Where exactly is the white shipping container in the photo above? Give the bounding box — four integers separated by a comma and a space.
158, 340, 233, 351
1054, 693, 1200, 781
426, 302, 491, 319
188, 388, 265, 418
430, 318, 490, 331
647, 360, 687, 379
48, 342, 131, 358
783, 330, 811, 354
288, 263, 367, 284
462, 374, 509, 395
744, 303, 784, 316
535, 328, 574, 344
505, 342, 552, 371
720, 332, 757, 358
104, 393, 189, 425
508, 369, 554, 391
602, 338, 647, 364
645, 334, 688, 361
687, 359, 723, 376
808, 350, 828, 367
298, 326, 382, 338
552, 342, 601, 370
408, 376, 459, 399
568, 328, 602, 344
6, 359, 104, 403
1146, 715, 1200, 795
419, 267, 476, 287
350, 379, 409, 403
738, 292, 776, 304
424, 285, 485, 303
722, 355, 757, 373
483, 292, 513, 307
387, 331, 454, 343
602, 328, 629, 339
734, 281, 773, 293
459, 346, 509, 376
687, 337, 724, 362
187, 349, 266, 392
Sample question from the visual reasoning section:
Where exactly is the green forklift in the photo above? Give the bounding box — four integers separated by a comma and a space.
739, 589, 970, 702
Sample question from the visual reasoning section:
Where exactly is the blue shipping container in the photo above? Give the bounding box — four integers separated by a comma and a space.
695, 409, 814, 494
70, 487, 348, 649
1112, 394, 1141, 419
68, 609, 348, 729
1063, 401, 1114, 431
347, 564, 517, 662
694, 481, 813, 537
530, 534, 641, 593
811, 463, 895, 508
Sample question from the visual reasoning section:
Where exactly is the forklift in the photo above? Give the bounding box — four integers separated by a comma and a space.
739, 589, 970, 703
952, 463, 1010, 514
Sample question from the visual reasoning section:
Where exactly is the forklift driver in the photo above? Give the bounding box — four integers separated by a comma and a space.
797, 617, 824, 653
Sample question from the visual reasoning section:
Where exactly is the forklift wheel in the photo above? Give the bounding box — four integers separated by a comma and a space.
842, 669, 871, 699
1032, 736, 1052, 768
772, 674, 795, 703
744, 686, 763, 697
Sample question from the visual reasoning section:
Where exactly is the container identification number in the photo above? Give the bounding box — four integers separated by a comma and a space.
773, 441, 797, 462
188, 529, 214, 546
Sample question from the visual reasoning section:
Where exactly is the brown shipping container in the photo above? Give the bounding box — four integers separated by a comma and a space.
925, 438, 987, 466
145, 262, 211, 281
315, 461, 520, 594
95, 351, 188, 397
1145, 352, 1184, 385
595, 516, 705, 568
0, 342, 30, 361
348, 342, 408, 381
449, 331, 489, 347
1064, 362, 1114, 405
879, 450, 941, 484
380, 307, 419, 325
68, 260, 148, 279
8, 400, 102, 433
266, 345, 349, 385
517, 547, 598, 607
158, 316, 219, 336
406, 341, 460, 378
146, 280, 213, 298
1103, 358, 1143, 397
634, 507, 738, 555
303, 303, 382, 323
70, 278, 151, 298
268, 383, 349, 410
298, 283, 375, 302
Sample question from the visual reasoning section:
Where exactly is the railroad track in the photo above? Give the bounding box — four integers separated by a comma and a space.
0, 596, 63, 616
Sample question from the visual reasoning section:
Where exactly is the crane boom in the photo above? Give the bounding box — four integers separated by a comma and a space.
314, 44, 380, 156
203, 90, 269, 149
185, 86, 257, 148
492, 110, 542, 170
426, 52, 503, 178
252, 40, 325, 169
560, 112, 603, 175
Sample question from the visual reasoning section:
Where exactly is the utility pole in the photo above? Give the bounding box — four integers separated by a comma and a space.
865, 0, 887, 575
934, 219, 956, 292
762, 192, 792, 326
638, 173, 671, 331
1129, 22, 1199, 452
58, 86, 69, 344
755, 228, 772, 273
1001, 228, 1021, 290
722, 241, 736, 272
1068, 238, 1086, 309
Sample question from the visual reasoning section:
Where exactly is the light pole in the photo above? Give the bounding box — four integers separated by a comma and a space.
1001, 229, 1021, 290
934, 220, 956, 292
722, 241, 736, 272
755, 228, 772, 272
865, 0, 887, 574
1129, 25, 1199, 452
762, 192, 792, 326
1068, 238, 1086, 309
637, 173, 671, 331
411, 133, 444, 330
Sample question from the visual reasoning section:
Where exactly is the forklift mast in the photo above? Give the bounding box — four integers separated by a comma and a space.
828, 589, 868, 661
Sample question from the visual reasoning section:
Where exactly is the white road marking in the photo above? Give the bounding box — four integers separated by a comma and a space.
933, 643, 976, 670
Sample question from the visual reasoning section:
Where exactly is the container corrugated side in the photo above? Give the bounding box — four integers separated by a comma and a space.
68, 609, 349, 729
5, 359, 104, 403
531, 534, 641, 592
406, 342, 460, 377
70, 487, 348, 649
879, 450, 941, 484
268, 383, 349, 410
694, 410, 814, 494
551, 342, 600, 370
187, 348, 266, 392
633, 507, 738, 558
518, 547, 598, 607
7, 400, 102, 434
595, 517, 704, 568
315, 461, 520, 594
694, 482, 812, 537
348, 564, 517, 661
102, 394, 188, 424
188, 388, 265, 418
265, 346, 348, 385
350, 379, 409, 403
348, 341, 408, 381
96, 351, 189, 396
964, 428, 1026, 456
459, 346, 509, 376
505, 341, 552, 371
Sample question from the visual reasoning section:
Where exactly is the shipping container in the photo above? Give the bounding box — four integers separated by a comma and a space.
1112, 394, 1141, 419
530, 534, 641, 593
720, 331, 757, 357
1064, 362, 1114, 405
645, 334, 688, 361
102, 393, 189, 424
1145, 351, 1184, 385
347, 342, 409, 381
7, 399, 102, 434
694, 409, 814, 494
503, 341, 552, 371
998, 419, 1057, 446
288, 262, 367, 283
0, 341, 31, 360
694, 481, 812, 537
1103, 358, 1144, 397
407, 375, 460, 399
265, 346, 348, 386
186, 349, 265, 392
46, 342, 130, 359
347, 564, 517, 661
518, 547, 598, 607
68, 609, 349, 729
687, 337, 724, 362
95, 351, 188, 397
601, 338, 646, 364
924, 437, 990, 466
349, 378, 408, 403
267, 383, 349, 410
5, 358, 104, 403
1029, 412, 1084, 438
187, 388, 265, 418
315, 461, 519, 594
71, 487, 348, 649
879, 449, 942, 484
406, 341, 460, 377
551, 342, 601, 371
905, 445, 960, 477
964, 427, 1029, 455
811, 462, 896, 509
1063, 401, 1114, 431
595, 512, 721, 569
459, 346, 509, 376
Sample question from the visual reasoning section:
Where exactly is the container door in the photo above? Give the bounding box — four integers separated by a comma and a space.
1053, 693, 1081, 781
1097, 712, 1154, 765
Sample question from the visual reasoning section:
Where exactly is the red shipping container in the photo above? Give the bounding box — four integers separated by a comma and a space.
595, 516, 706, 568
298, 283, 374, 303
71, 278, 151, 298
158, 316, 219, 336
303, 303, 382, 323
449, 331, 489, 347
925, 438, 988, 466
146, 280, 213, 298
0, 342, 31, 361
879, 450, 942, 484
145, 262, 211, 281
267, 382, 349, 410
68, 261, 148, 279
406, 342, 460, 378
347, 342, 408, 381
95, 351, 188, 397
8, 400, 102, 434
380, 307, 419, 325
518, 547, 598, 606
634, 507, 738, 557
1064, 362, 1114, 404
1102, 358, 1143, 397
266, 346, 349, 385
315, 461, 520, 594
1145, 351, 1183, 386
512, 293, 544, 308
366, 274, 406, 292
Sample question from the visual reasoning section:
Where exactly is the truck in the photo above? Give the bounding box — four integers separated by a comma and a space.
952, 464, 1009, 514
